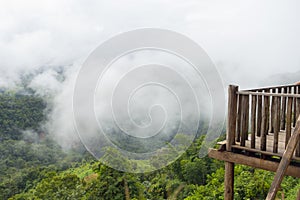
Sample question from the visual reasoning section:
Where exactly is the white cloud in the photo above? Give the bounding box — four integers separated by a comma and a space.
1, 0, 300, 148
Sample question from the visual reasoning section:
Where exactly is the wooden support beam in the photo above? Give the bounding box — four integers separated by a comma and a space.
225, 162, 234, 200
227, 85, 238, 150
208, 149, 300, 178
225, 85, 238, 200
266, 116, 300, 200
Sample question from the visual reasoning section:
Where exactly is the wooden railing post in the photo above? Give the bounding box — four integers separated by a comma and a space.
236, 94, 242, 142
280, 87, 287, 130
266, 89, 270, 135
241, 95, 249, 146
286, 97, 293, 148
296, 86, 300, 157
293, 86, 297, 127
225, 85, 238, 200
273, 95, 280, 153
251, 95, 257, 149
261, 90, 270, 151
270, 89, 276, 133
257, 94, 262, 137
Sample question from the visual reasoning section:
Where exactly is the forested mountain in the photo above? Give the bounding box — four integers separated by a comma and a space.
0, 92, 299, 199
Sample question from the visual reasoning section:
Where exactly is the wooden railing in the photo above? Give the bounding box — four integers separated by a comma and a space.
228, 84, 300, 157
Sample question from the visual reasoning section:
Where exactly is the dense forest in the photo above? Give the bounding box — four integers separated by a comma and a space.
1, 92, 300, 200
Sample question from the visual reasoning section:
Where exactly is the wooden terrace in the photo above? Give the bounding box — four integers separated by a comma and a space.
209, 84, 300, 200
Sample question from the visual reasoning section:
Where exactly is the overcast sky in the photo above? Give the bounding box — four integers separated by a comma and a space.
1, 0, 300, 88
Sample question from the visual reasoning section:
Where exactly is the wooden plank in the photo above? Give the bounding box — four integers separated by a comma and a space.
273, 96, 280, 153
236, 94, 242, 142
293, 86, 297, 127
246, 95, 250, 141
261, 91, 269, 151
286, 97, 293, 148
208, 149, 300, 178
225, 85, 238, 200
266, 116, 300, 200
240, 128, 296, 156
270, 89, 276, 133
296, 90, 300, 157
217, 141, 227, 145
265, 89, 270, 135
241, 95, 249, 146
251, 95, 257, 148
280, 87, 287, 130
297, 87, 300, 119
227, 85, 238, 150
257, 95, 262, 137
277, 88, 282, 124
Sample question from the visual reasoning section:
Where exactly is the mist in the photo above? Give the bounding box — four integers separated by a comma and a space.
1, 0, 300, 150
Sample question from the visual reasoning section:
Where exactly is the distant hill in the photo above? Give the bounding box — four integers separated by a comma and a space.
260, 70, 300, 86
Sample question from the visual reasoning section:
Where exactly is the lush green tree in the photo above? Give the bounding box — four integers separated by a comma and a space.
0, 93, 45, 140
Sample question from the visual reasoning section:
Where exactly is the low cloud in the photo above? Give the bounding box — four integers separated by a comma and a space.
0, 0, 300, 149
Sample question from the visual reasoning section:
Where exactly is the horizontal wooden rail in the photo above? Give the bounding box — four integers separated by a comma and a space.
237, 91, 300, 98
208, 149, 300, 178
231, 145, 300, 161
241, 84, 298, 92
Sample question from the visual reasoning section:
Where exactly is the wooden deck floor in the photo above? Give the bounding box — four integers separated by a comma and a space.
221, 128, 300, 161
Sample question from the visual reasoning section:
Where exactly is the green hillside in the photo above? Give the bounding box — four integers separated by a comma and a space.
0, 92, 299, 199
